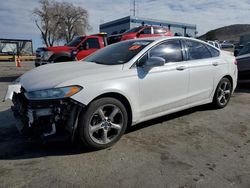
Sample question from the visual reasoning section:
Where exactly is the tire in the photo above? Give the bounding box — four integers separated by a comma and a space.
79, 97, 128, 150
212, 77, 232, 109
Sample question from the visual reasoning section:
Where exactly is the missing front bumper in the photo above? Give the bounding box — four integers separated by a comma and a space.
10, 91, 83, 141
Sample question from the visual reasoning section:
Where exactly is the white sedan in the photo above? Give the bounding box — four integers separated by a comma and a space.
5, 37, 238, 149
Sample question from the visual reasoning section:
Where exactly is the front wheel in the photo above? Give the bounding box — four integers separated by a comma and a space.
79, 97, 128, 150
212, 78, 232, 108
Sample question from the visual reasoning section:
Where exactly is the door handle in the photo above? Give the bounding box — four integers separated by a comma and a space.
212, 62, 219, 66
176, 66, 187, 71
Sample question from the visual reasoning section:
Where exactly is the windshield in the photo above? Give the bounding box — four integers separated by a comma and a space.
84, 40, 152, 65
66, 36, 85, 47
124, 27, 143, 34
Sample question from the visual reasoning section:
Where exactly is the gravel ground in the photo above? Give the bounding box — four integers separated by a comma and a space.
0, 61, 250, 188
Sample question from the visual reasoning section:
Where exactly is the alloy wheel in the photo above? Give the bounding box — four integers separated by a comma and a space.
88, 104, 124, 145
217, 80, 231, 106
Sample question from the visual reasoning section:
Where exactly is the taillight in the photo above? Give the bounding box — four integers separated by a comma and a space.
234, 60, 237, 65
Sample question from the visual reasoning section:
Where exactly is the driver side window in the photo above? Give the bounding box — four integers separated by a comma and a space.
138, 40, 183, 64
80, 38, 100, 50
149, 40, 183, 63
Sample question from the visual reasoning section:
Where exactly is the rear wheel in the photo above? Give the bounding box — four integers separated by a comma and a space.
79, 97, 128, 150
212, 77, 232, 108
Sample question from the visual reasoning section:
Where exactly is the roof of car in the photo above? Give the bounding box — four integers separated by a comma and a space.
130, 36, 194, 42
129, 37, 219, 49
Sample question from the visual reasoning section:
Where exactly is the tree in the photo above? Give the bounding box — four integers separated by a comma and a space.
33, 0, 60, 47
57, 2, 90, 42
33, 0, 90, 47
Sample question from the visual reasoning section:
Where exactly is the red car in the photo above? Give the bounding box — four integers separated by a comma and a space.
107, 26, 172, 44
35, 34, 107, 66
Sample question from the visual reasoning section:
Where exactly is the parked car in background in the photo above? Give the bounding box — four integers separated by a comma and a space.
234, 35, 250, 57
220, 41, 234, 49
207, 40, 221, 49
35, 33, 107, 66
5, 37, 237, 150
107, 26, 172, 44
236, 43, 250, 82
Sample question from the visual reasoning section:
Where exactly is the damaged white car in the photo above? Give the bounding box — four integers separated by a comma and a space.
4, 37, 238, 149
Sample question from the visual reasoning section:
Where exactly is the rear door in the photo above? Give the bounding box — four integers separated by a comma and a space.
184, 39, 219, 104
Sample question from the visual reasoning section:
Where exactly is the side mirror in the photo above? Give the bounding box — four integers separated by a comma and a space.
136, 33, 140, 37
144, 57, 165, 67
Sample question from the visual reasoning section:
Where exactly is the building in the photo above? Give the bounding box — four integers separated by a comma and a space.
100, 16, 197, 37
0, 38, 33, 56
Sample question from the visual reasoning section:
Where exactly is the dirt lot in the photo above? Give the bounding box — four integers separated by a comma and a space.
0, 61, 250, 188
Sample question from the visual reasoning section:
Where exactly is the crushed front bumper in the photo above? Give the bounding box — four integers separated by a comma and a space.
5, 84, 83, 141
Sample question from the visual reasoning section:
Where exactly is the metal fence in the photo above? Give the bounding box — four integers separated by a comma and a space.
0, 39, 33, 56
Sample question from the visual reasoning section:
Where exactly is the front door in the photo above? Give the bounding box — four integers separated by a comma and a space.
138, 39, 189, 118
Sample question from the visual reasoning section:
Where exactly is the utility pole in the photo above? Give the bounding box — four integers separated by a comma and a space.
130, 0, 137, 17
133, 0, 136, 16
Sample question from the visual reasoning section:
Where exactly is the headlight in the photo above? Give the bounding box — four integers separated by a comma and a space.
25, 86, 82, 100
41, 51, 54, 60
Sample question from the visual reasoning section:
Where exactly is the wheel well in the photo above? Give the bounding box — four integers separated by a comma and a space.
223, 75, 233, 88
93, 92, 132, 127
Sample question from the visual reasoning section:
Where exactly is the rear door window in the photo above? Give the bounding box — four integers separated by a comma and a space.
186, 40, 212, 60
206, 45, 220, 57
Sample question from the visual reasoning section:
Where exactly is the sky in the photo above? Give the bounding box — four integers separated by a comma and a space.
1, 0, 250, 50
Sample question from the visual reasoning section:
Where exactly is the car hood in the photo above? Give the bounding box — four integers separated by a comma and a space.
20, 61, 123, 91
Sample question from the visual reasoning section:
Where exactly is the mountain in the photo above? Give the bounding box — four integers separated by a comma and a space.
198, 24, 250, 42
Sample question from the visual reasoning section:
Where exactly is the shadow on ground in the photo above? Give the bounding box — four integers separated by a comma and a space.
0, 109, 89, 160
